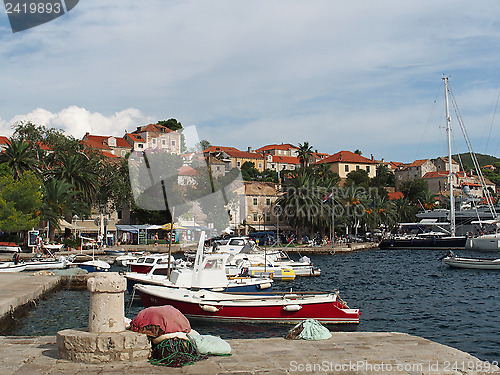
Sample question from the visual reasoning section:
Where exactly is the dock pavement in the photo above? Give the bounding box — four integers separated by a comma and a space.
0, 272, 499, 374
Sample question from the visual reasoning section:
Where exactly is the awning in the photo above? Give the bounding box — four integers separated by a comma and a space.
115, 224, 152, 233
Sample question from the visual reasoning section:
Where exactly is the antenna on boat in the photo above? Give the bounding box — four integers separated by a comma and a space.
443, 75, 456, 237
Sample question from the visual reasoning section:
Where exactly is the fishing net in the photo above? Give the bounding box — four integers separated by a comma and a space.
149, 338, 207, 367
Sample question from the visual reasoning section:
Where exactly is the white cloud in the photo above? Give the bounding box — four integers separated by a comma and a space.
0, 106, 154, 139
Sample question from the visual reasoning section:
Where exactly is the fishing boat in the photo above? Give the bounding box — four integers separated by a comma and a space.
126, 231, 273, 293
0, 261, 26, 272
135, 284, 360, 324
442, 251, 500, 270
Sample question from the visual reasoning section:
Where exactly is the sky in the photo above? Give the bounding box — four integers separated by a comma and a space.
1, 1, 500, 163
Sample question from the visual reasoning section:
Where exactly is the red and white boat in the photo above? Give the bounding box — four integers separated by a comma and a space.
127, 254, 179, 274
135, 284, 360, 324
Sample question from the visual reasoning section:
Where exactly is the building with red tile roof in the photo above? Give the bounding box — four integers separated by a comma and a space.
314, 150, 377, 181
82, 133, 131, 157
0, 136, 10, 152
131, 124, 181, 154
204, 146, 265, 171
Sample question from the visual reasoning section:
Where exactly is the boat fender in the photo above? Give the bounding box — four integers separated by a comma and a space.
283, 304, 302, 312
210, 288, 225, 292
200, 304, 219, 313
257, 283, 272, 289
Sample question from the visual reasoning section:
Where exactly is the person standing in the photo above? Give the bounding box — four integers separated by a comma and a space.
154, 233, 159, 247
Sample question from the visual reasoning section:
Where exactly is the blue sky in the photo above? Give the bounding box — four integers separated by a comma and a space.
2, 1, 500, 163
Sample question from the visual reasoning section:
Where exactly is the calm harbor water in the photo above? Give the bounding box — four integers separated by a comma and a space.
6, 249, 499, 363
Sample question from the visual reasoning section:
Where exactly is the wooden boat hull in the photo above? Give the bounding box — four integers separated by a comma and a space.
136, 285, 360, 324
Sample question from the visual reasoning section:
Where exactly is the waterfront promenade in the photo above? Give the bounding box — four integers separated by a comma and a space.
0, 272, 498, 374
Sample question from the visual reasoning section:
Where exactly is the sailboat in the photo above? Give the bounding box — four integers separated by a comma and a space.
379, 77, 467, 250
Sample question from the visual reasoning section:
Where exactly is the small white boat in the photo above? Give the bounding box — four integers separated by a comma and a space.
442, 251, 500, 270
0, 262, 26, 272
125, 232, 272, 293
22, 256, 68, 271
0, 242, 21, 253
127, 253, 178, 274
67, 254, 110, 273
115, 253, 140, 267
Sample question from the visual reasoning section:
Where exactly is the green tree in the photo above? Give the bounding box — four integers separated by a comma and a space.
0, 172, 42, 231
399, 178, 430, 206
199, 139, 211, 152
39, 179, 76, 241
371, 164, 396, 188
241, 161, 260, 181
157, 119, 183, 132
0, 138, 38, 180
345, 169, 370, 188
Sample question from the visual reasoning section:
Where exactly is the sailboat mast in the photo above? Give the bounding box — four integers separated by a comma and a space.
443, 76, 456, 237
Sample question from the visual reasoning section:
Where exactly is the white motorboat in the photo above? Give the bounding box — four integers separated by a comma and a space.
67, 254, 110, 273
0, 262, 26, 272
22, 256, 68, 271
0, 242, 21, 253
442, 252, 500, 270
125, 232, 273, 293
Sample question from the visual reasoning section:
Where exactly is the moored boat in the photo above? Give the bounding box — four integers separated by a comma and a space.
126, 231, 273, 293
127, 254, 178, 274
135, 284, 360, 324
0, 242, 21, 253
0, 261, 26, 272
22, 256, 68, 271
442, 252, 500, 270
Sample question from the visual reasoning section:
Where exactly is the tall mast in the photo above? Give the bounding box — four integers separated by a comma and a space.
443, 76, 456, 236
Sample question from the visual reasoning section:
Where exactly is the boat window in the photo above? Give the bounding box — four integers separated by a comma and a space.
137, 258, 145, 263
204, 259, 223, 269
229, 239, 244, 246
158, 259, 171, 264
153, 268, 170, 275
145, 258, 155, 264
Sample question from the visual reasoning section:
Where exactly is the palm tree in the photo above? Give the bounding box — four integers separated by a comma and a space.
297, 142, 314, 171
0, 138, 38, 180
39, 179, 75, 242
48, 152, 98, 204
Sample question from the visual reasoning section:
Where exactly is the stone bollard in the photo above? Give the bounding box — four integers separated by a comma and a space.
87, 272, 126, 333
57, 272, 150, 363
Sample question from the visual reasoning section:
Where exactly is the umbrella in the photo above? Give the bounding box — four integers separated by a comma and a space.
161, 223, 187, 231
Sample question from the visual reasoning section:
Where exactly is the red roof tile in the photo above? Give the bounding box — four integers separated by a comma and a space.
315, 151, 377, 165
255, 143, 298, 152
178, 166, 197, 176
134, 124, 178, 134
271, 155, 300, 164
423, 171, 449, 178
0, 136, 10, 145
125, 133, 145, 142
